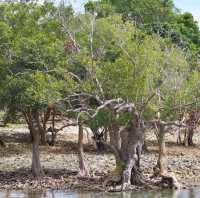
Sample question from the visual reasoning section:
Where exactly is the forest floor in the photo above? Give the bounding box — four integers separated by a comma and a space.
0, 124, 200, 192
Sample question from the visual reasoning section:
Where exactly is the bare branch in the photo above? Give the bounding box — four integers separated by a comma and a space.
57, 122, 77, 132
68, 92, 103, 105
91, 98, 124, 118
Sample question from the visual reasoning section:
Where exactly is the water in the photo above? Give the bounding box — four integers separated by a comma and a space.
1, 189, 200, 198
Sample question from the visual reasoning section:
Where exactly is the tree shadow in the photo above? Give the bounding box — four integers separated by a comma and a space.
0, 130, 30, 143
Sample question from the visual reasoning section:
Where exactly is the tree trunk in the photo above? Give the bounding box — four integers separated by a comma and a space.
113, 114, 144, 189
143, 130, 148, 152
157, 123, 167, 175
49, 108, 56, 146
122, 126, 144, 188
40, 128, 47, 145
109, 123, 121, 150
0, 138, 5, 147
184, 127, 194, 146
104, 127, 108, 142
30, 111, 44, 178
188, 127, 194, 146
29, 127, 34, 143
122, 158, 134, 187
40, 108, 52, 145
183, 128, 189, 146
176, 127, 182, 145
102, 107, 145, 190
77, 123, 89, 177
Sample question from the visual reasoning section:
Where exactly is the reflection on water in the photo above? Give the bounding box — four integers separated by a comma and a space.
1, 189, 200, 198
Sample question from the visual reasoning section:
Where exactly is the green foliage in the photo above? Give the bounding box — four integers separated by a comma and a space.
63, 13, 191, 122
85, 0, 115, 18
84, 0, 200, 70
88, 110, 134, 131
88, 110, 115, 130
0, 0, 199, 126
0, 2, 75, 116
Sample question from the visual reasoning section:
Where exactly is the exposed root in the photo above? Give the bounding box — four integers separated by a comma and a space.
130, 166, 146, 186
103, 173, 121, 188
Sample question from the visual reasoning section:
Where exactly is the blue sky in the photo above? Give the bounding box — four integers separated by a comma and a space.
69, 0, 200, 25
174, 0, 200, 25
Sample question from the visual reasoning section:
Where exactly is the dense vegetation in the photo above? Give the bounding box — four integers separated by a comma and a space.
0, 0, 200, 191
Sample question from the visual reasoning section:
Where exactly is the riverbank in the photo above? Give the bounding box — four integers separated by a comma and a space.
1, 125, 200, 191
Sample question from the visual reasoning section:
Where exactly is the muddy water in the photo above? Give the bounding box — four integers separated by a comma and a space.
1, 189, 200, 198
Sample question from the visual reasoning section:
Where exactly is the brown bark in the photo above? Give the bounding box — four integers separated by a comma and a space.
183, 111, 196, 146
109, 123, 121, 150
23, 110, 34, 142
30, 111, 44, 177
40, 107, 53, 145
177, 127, 182, 145
156, 122, 167, 175
40, 128, 46, 145
183, 127, 194, 146
104, 127, 108, 142
188, 127, 194, 146
105, 112, 145, 189
121, 121, 145, 187
43, 107, 52, 130
77, 123, 89, 177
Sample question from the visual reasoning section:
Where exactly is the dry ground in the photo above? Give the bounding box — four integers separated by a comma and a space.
1, 125, 200, 191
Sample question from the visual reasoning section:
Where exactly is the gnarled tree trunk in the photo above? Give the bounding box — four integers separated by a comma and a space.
121, 121, 145, 189
109, 123, 121, 150
104, 111, 145, 190
77, 122, 89, 177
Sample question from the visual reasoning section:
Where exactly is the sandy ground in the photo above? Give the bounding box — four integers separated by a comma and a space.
1, 125, 200, 191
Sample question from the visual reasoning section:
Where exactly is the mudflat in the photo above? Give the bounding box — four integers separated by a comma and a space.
0, 125, 200, 191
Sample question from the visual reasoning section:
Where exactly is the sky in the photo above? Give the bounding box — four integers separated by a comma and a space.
69, 0, 200, 25
174, 0, 200, 25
